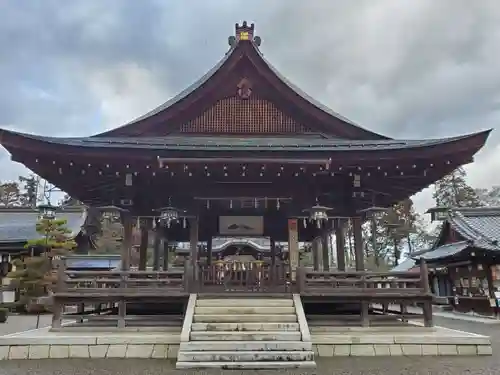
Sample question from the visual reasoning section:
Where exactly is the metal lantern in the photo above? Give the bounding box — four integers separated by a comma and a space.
37, 203, 57, 220
156, 206, 186, 228
303, 205, 332, 228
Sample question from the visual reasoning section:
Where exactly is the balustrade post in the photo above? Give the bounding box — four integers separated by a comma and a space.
297, 266, 306, 294
117, 273, 127, 328
420, 259, 433, 327
51, 259, 66, 329
360, 275, 369, 327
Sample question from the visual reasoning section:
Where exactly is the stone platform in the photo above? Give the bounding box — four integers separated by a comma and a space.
0, 322, 491, 360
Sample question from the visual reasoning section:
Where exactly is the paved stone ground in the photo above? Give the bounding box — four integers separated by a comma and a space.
0, 314, 52, 336
0, 315, 499, 374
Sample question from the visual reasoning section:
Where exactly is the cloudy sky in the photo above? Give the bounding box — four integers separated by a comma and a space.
0, 0, 499, 215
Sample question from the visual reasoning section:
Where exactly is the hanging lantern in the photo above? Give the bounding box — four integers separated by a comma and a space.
37, 203, 57, 220
160, 206, 179, 223
303, 205, 332, 228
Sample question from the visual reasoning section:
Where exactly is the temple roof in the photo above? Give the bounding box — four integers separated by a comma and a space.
415, 207, 500, 262
0, 128, 491, 154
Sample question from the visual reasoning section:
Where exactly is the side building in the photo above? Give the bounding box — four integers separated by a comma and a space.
414, 207, 500, 316
0, 207, 88, 303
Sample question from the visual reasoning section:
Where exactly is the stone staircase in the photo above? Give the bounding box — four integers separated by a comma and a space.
176, 295, 315, 369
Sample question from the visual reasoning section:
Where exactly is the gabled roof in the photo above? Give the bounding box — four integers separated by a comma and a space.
97, 22, 390, 140
0, 207, 86, 244
414, 207, 500, 262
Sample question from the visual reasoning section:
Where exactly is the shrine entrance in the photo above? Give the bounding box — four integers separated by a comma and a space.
195, 236, 291, 294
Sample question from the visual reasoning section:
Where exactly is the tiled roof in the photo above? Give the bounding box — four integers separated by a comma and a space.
448, 207, 500, 251
418, 241, 470, 261
2, 130, 482, 153
413, 207, 500, 262
390, 258, 417, 272
0, 208, 86, 243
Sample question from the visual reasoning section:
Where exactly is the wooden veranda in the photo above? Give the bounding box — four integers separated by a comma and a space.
50, 258, 434, 329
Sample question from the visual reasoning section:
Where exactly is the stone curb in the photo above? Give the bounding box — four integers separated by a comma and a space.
0, 343, 492, 360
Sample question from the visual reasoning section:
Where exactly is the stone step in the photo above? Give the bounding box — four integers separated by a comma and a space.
194, 306, 295, 315
190, 331, 302, 341
196, 298, 294, 307
176, 361, 317, 369
191, 322, 300, 332
178, 350, 314, 362
180, 340, 312, 352
193, 314, 297, 323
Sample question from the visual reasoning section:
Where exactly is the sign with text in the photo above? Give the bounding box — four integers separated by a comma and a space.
219, 216, 264, 236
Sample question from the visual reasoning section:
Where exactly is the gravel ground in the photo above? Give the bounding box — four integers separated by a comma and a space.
0, 315, 498, 374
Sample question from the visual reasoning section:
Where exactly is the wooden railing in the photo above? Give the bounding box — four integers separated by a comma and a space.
297, 269, 425, 296
55, 269, 187, 295
297, 260, 433, 327
196, 261, 289, 293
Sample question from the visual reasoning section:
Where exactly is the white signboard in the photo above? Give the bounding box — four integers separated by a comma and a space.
219, 216, 264, 236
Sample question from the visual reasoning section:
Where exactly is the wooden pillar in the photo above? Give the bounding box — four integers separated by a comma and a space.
335, 222, 346, 271
162, 239, 169, 271
207, 236, 213, 266
288, 219, 299, 281
138, 221, 149, 271
420, 259, 434, 327
312, 239, 320, 271
352, 217, 364, 271
189, 217, 199, 280
121, 212, 132, 271
270, 238, 276, 267
353, 216, 368, 326
321, 230, 330, 272
152, 224, 161, 271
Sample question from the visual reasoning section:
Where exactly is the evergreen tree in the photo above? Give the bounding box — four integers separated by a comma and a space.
433, 167, 482, 208
94, 213, 123, 254
8, 217, 77, 307
475, 186, 500, 206
0, 181, 21, 207
18, 174, 39, 207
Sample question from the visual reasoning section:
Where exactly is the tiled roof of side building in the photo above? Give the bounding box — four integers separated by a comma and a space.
413, 207, 500, 262
0, 207, 86, 243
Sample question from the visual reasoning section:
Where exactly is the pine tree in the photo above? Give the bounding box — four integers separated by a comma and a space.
18, 174, 39, 207
8, 217, 77, 309
0, 181, 21, 207
433, 167, 482, 208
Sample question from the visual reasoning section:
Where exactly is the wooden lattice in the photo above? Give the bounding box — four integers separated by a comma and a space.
178, 95, 312, 134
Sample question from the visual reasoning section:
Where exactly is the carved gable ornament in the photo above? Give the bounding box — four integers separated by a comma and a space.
237, 78, 253, 99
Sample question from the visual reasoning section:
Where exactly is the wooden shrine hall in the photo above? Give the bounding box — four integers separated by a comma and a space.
0, 22, 490, 310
